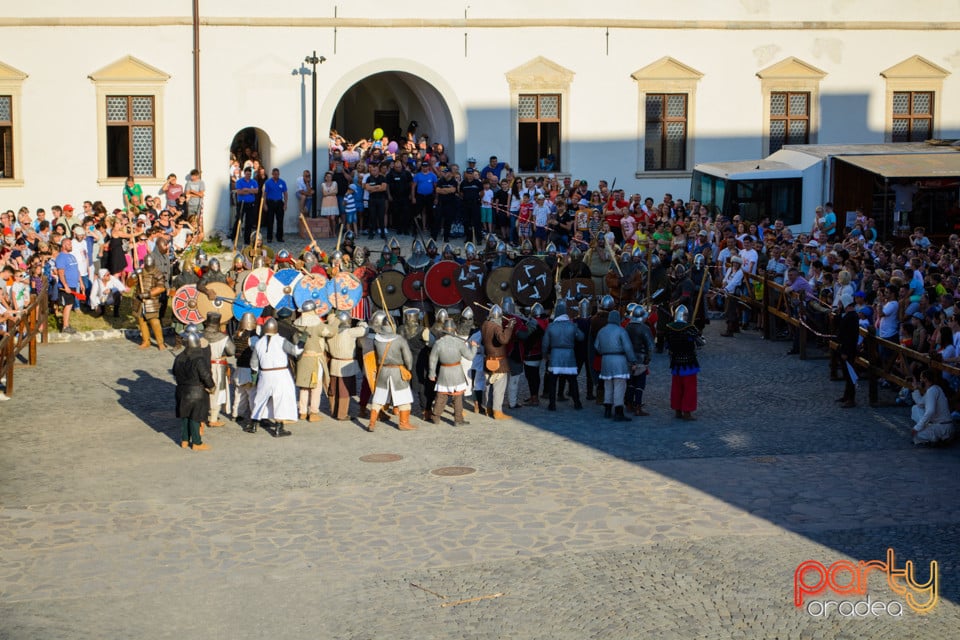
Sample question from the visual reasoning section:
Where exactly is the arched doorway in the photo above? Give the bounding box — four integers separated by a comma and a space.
224, 127, 271, 240
330, 71, 455, 159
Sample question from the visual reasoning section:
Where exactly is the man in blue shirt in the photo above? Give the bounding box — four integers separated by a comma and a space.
54, 237, 82, 334
263, 168, 288, 243
410, 161, 437, 235
235, 167, 259, 245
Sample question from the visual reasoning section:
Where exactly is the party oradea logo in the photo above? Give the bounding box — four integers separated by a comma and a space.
794, 548, 938, 617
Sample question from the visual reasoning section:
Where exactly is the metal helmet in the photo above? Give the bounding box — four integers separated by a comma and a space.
335, 310, 351, 326
553, 300, 567, 317
302, 252, 317, 269
369, 310, 389, 334
631, 305, 649, 323
674, 264, 687, 280
425, 238, 438, 255
205, 311, 222, 330
485, 233, 498, 249
599, 295, 615, 311
182, 330, 202, 349
650, 254, 661, 269
568, 245, 582, 261
276, 306, 293, 320
464, 242, 477, 260
185, 323, 201, 335
435, 308, 449, 324
530, 302, 545, 318
520, 239, 533, 253
460, 306, 475, 323
331, 250, 343, 264
354, 246, 367, 264
496, 241, 507, 255
578, 297, 591, 318
344, 230, 356, 243
403, 307, 421, 327
262, 317, 279, 335
252, 255, 267, 269
442, 318, 458, 334
240, 312, 257, 331
389, 236, 401, 251
625, 302, 638, 316
276, 249, 291, 261
143, 253, 156, 269
674, 304, 689, 323
195, 249, 208, 267
301, 299, 317, 314
411, 239, 425, 255
693, 253, 705, 269
441, 243, 455, 259
488, 304, 503, 322
233, 253, 246, 269
631, 245, 644, 260
546, 242, 557, 255
502, 296, 517, 315
207, 257, 221, 273
381, 243, 391, 256
620, 250, 631, 263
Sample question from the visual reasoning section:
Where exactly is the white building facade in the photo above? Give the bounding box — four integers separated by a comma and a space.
0, 0, 958, 234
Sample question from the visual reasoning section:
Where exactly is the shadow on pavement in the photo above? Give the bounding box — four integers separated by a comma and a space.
115, 368, 179, 444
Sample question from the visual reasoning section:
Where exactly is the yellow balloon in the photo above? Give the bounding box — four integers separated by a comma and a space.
372, 128, 384, 141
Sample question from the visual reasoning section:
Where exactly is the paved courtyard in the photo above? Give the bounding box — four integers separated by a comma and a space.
1, 321, 959, 639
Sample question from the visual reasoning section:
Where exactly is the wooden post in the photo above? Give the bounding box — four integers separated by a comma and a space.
865, 326, 879, 406
40, 292, 48, 344
4, 333, 13, 397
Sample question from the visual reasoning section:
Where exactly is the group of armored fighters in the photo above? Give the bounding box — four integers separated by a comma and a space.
149, 231, 707, 450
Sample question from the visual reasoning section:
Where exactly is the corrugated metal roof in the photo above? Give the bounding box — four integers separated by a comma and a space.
835, 153, 960, 178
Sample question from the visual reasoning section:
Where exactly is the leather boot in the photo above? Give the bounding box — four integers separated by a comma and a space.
432, 394, 448, 424
604, 404, 612, 419
453, 394, 469, 425
613, 406, 631, 422
492, 410, 510, 420
423, 409, 434, 422
148, 318, 166, 350
595, 380, 604, 404
136, 317, 151, 348
367, 409, 378, 432
675, 409, 683, 419
634, 404, 649, 416
242, 421, 257, 433
274, 421, 292, 437
681, 411, 696, 421
397, 410, 416, 430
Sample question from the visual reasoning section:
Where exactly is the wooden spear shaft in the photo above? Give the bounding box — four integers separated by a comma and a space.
691, 263, 710, 324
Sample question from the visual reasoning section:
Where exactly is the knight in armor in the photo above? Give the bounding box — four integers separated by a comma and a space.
463, 242, 479, 263
172, 328, 215, 450
301, 249, 326, 275
327, 311, 368, 421
665, 304, 701, 421
241, 233, 275, 264
367, 310, 416, 432
501, 297, 527, 410
594, 309, 638, 422
648, 254, 672, 352
428, 318, 478, 426
518, 302, 549, 407
231, 312, 258, 432
481, 233, 499, 262
560, 245, 591, 280
406, 239, 431, 271
400, 308, 430, 420
273, 249, 296, 271
588, 295, 615, 404
518, 239, 535, 259
489, 241, 513, 270
341, 231, 357, 261
585, 240, 614, 297
250, 317, 303, 436
134, 254, 167, 350
352, 246, 376, 321
203, 311, 235, 427
544, 242, 559, 272
418, 308, 448, 418
275, 306, 298, 342
376, 243, 404, 273
441, 243, 463, 265
148, 236, 172, 320
480, 303, 516, 419
425, 238, 440, 265
624, 305, 655, 416
557, 297, 593, 401
293, 300, 338, 422
542, 300, 585, 411
226, 254, 249, 292
197, 257, 228, 300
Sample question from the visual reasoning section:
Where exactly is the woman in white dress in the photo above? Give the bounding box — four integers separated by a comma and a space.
320, 171, 339, 218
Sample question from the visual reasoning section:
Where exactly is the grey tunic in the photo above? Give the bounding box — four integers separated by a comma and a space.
541, 317, 584, 372
594, 318, 637, 379
374, 334, 414, 393
428, 334, 477, 391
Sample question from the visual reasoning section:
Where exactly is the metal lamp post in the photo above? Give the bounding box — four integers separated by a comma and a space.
304, 52, 326, 217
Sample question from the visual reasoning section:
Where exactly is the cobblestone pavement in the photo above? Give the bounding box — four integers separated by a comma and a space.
1, 319, 959, 639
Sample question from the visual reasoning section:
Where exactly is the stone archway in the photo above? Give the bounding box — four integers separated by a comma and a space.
230, 126, 271, 172
321, 61, 464, 163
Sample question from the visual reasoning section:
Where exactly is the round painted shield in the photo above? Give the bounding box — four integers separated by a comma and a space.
172, 285, 205, 325
402, 271, 426, 302
510, 257, 553, 306
266, 268, 303, 310
560, 278, 595, 302
328, 272, 363, 311
230, 297, 265, 322
196, 281, 235, 321
372, 270, 406, 310
294, 272, 332, 316
485, 267, 514, 305
455, 262, 486, 309
424, 260, 462, 307
241, 267, 275, 308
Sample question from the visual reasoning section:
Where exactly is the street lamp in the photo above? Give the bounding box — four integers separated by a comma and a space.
304, 52, 326, 218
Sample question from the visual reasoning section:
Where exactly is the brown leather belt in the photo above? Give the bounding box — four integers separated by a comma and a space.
441, 362, 461, 367
261, 366, 288, 371
331, 356, 353, 361
211, 359, 228, 365
381, 364, 402, 367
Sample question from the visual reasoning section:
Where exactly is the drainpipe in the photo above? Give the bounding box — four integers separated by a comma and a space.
192, 0, 201, 172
